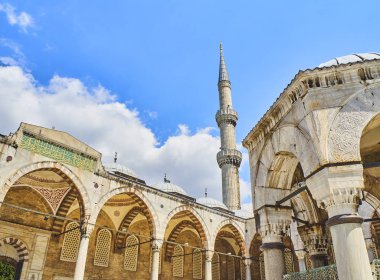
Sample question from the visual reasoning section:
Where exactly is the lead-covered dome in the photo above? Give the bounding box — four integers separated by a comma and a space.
104, 162, 137, 178
319, 53, 380, 68
155, 181, 187, 195
197, 197, 228, 210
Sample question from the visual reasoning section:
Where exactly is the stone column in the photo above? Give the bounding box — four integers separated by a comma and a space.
257, 206, 291, 280
150, 240, 162, 280
244, 259, 252, 280
323, 188, 372, 280
295, 251, 306, 272
261, 233, 286, 280
204, 251, 213, 280
73, 224, 93, 280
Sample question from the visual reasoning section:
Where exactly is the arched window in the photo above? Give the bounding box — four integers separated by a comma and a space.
193, 249, 202, 279
172, 245, 184, 277
94, 229, 112, 267
227, 256, 235, 279
60, 222, 81, 262
284, 248, 294, 274
212, 253, 220, 280
259, 252, 265, 280
124, 235, 139, 271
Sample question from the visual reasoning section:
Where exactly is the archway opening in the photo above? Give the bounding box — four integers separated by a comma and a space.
214, 224, 244, 280
162, 210, 207, 279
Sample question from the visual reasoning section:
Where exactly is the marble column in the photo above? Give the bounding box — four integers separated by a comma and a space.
204, 251, 213, 280
261, 234, 286, 280
244, 259, 252, 280
73, 224, 93, 280
324, 189, 372, 280
150, 240, 162, 280
295, 251, 306, 272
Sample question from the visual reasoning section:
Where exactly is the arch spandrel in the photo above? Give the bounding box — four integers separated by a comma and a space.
328, 85, 380, 163
0, 161, 91, 219
91, 187, 159, 237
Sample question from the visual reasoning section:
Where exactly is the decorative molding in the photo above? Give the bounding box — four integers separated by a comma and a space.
30, 186, 70, 214
20, 133, 97, 172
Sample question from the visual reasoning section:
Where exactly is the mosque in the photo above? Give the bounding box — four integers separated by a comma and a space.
0, 47, 380, 280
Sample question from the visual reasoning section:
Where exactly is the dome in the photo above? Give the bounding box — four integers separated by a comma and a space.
197, 197, 228, 210
104, 162, 137, 177
319, 53, 380, 68
155, 181, 187, 195
234, 209, 253, 219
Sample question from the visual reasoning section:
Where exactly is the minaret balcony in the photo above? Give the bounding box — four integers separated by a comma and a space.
215, 108, 238, 126
216, 148, 242, 168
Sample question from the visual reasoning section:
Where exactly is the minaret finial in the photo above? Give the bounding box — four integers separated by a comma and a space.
164, 174, 170, 183
114, 152, 118, 163
219, 42, 229, 82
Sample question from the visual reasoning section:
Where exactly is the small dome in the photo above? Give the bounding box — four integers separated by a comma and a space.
319, 53, 380, 68
197, 197, 228, 210
155, 181, 187, 195
104, 162, 137, 177
234, 209, 253, 219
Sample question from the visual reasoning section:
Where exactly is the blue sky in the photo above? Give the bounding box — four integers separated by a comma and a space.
1, 0, 379, 207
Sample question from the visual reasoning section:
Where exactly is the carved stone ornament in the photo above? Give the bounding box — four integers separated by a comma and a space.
30, 186, 70, 214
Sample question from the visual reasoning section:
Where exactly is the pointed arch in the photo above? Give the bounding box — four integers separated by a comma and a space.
160, 205, 211, 250
254, 125, 319, 187
115, 206, 153, 250
213, 219, 246, 256
0, 238, 29, 261
0, 161, 90, 218
91, 186, 158, 237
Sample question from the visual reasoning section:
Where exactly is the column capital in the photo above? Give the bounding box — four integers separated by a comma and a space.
302, 226, 328, 255
81, 223, 94, 239
320, 187, 363, 217
205, 250, 214, 262
260, 222, 290, 243
295, 250, 306, 260
151, 239, 163, 252
244, 259, 252, 266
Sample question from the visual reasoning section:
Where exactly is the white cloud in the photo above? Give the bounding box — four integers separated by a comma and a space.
0, 3, 33, 32
0, 38, 27, 68
0, 65, 252, 206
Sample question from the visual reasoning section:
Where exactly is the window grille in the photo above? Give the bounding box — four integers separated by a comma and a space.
94, 229, 112, 267
60, 222, 81, 262
172, 245, 184, 277
304, 252, 312, 270
259, 252, 265, 280
227, 256, 235, 279
284, 248, 294, 274
212, 253, 220, 280
124, 235, 139, 271
193, 249, 202, 279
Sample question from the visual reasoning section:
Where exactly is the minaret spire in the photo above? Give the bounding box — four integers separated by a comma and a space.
219, 43, 229, 82
216, 43, 242, 211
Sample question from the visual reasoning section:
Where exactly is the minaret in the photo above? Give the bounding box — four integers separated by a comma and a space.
216, 43, 242, 211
